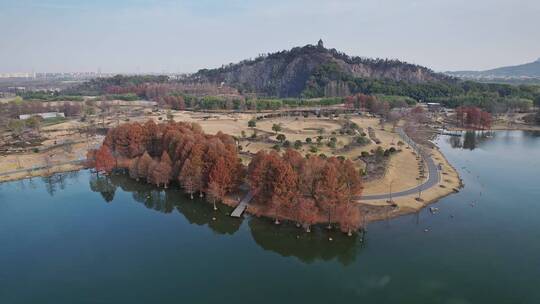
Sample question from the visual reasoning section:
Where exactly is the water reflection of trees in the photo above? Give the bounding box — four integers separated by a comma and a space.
448, 136, 463, 149
88, 172, 362, 264
448, 130, 540, 150
523, 131, 540, 138
447, 131, 494, 150
41, 171, 80, 196
89, 173, 241, 235
89, 173, 117, 202
175, 198, 242, 235
248, 217, 361, 265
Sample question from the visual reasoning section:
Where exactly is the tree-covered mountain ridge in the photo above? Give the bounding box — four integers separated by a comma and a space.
447, 58, 540, 79
189, 41, 453, 98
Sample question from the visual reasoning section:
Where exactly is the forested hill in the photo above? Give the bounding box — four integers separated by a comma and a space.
448, 58, 540, 79
189, 41, 452, 98
59, 42, 539, 111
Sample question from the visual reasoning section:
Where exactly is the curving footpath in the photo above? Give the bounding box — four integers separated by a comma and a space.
229, 128, 442, 217
358, 149, 439, 200
356, 128, 440, 201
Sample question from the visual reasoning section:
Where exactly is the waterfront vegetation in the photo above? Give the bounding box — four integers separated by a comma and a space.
89, 120, 364, 234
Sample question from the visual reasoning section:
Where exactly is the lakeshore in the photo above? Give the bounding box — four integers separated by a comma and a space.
3, 106, 539, 226
1, 111, 463, 225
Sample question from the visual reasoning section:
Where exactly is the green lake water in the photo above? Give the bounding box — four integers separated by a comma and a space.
1, 131, 539, 303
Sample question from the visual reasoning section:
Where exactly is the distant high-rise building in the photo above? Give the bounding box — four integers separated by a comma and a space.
0, 72, 34, 79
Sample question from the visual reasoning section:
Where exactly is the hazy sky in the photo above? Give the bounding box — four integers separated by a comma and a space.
1, 0, 539, 73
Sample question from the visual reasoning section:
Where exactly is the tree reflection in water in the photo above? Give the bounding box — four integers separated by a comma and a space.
523, 130, 540, 138
449, 136, 463, 149
41, 171, 80, 196
89, 173, 117, 202
248, 217, 361, 265
89, 172, 241, 235
88, 172, 362, 264
447, 131, 494, 150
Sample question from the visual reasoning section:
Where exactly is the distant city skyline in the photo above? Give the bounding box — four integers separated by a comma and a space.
1, 0, 539, 74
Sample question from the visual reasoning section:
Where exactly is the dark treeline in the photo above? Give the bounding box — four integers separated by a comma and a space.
66, 76, 347, 111
197, 96, 344, 111
303, 62, 540, 112
63, 75, 170, 96
67, 72, 540, 114
19, 91, 84, 102
430, 93, 538, 114
90, 121, 365, 233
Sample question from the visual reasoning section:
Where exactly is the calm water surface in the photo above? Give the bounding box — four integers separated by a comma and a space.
1, 131, 539, 304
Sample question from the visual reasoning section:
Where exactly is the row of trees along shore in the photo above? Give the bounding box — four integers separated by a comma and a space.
248, 149, 363, 235
89, 120, 364, 234
89, 120, 243, 208
455, 106, 493, 130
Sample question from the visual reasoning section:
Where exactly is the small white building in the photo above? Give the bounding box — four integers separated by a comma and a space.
19, 112, 65, 120
427, 103, 442, 112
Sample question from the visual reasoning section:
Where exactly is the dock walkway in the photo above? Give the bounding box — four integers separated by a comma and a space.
230, 190, 255, 218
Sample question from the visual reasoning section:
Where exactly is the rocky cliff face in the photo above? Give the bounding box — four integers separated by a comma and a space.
191, 44, 449, 97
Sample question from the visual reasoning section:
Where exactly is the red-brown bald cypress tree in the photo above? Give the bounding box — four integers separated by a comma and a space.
128, 156, 140, 180
337, 203, 362, 236
95, 145, 115, 173
137, 151, 153, 180
151, 151, 173, 188
338, 159, 363, 204
296, 197, 318, 232
315, 159, 343, 228
180, 145, 204, 199
207, 157, 230, 210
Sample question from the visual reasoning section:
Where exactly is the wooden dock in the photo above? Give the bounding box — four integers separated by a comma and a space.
230, 190, 255, 218
436, 129, 462, 137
